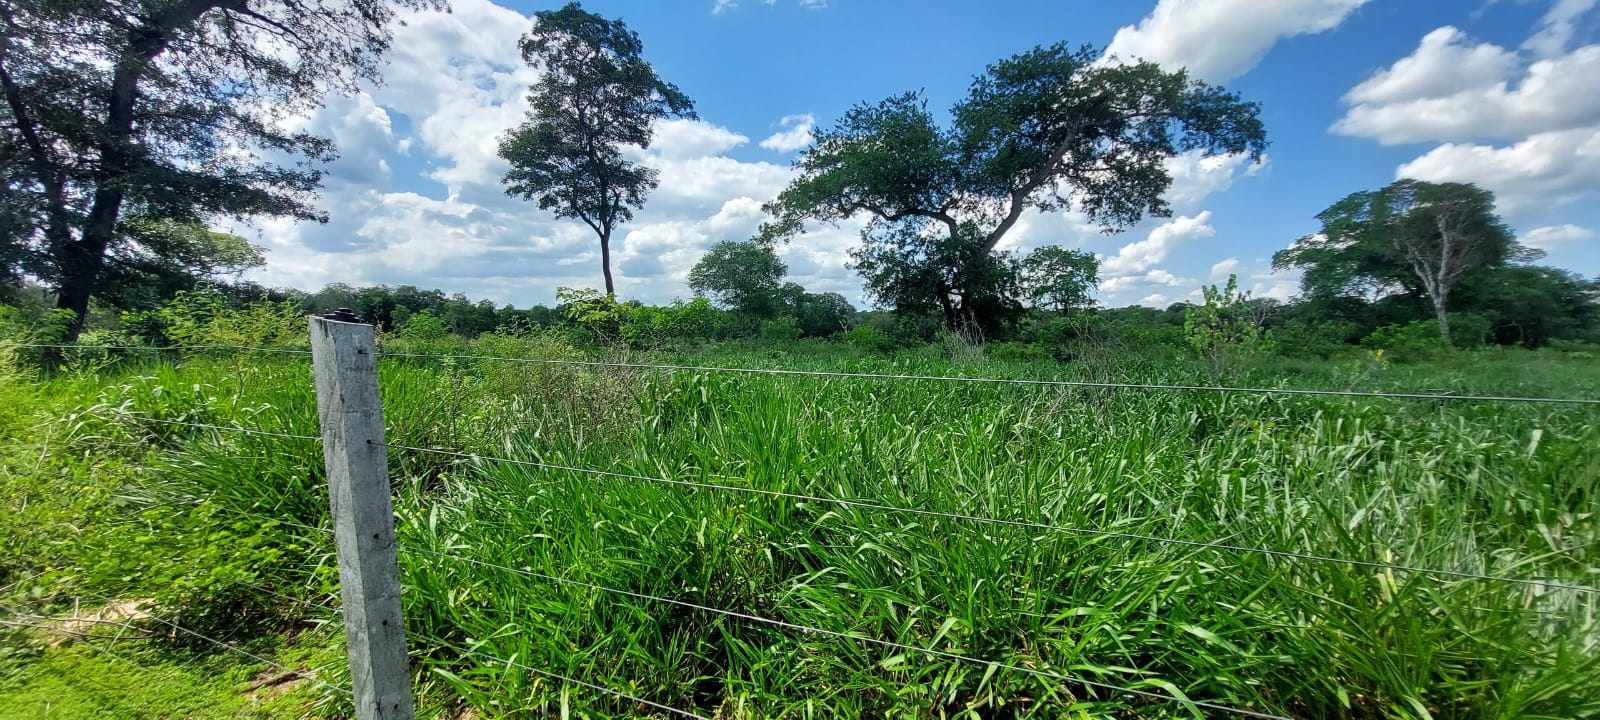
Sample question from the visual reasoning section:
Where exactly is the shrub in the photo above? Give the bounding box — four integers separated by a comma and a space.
758, 316, 802, 343
843, 324, 895, 354
395, 310, 450, 341
1184, 275, 1270, 378
1447, 312, 1492, 348
152, 289, 304, 348
1361, 320, 1448, 361
1272, 319, 1356, 359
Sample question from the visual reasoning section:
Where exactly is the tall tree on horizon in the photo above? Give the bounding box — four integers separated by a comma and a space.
0, 0, 441, 339
499, 2, 694, 296
1275, 179, 1534, 343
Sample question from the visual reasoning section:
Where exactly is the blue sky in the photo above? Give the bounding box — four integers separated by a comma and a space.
242, 0, 1600, 309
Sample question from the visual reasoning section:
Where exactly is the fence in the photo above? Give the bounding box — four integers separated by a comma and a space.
5, 316, 1599, 719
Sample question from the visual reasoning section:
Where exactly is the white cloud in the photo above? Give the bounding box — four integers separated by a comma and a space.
1333, 27, 1600, 145
1139, 293, 1171, 307
1100, 211, 1216, 276
1209, 257, 1241, 280
759, 113, 816, 153
1247, 266, 1301, 302
1525, 0, 1598, 57
232, 0, 851, 307
715, 0, 827, 13
649, 118, 750, 159
1520, 223, 1597, 249
1396, 125, 1600, 213
1163, 150, 1267, 208
1102, 0, 1369, 81
1143, 269, 1190, 286
1341, 27, 1518, 107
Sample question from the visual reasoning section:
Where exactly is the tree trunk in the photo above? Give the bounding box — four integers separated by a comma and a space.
599, 229, 615, 296
53, 233, 112, 340
52, 0, 216, 339
1432, 289, 1451, 347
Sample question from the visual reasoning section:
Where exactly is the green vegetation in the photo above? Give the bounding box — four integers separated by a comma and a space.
3, 302, 1598, 717
4, 2, 1599, 717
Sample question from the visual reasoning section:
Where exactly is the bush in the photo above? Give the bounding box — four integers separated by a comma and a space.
1447, 312, 1492, 348
843, 324, 895, 354
395, 310, 450, 341
150, 289, 305, 348
1361, 320, 1448, 361
1272, 319, 1356, 359
758, 316, 802, 343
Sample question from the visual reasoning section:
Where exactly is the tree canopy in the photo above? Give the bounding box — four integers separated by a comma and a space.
0, 0, 440, 337
1020, 245, 1099, 312
1275, 180, 1535, 341
688, 239, 788, 317
758, 43, 1265, 330
499, 2, 694, 296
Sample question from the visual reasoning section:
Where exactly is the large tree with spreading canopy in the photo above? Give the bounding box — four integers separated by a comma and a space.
757, 44, 1266, 330
0, 0, 442, 338
1274, 180, 1534, 342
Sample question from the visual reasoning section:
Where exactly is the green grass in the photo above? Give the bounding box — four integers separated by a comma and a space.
3, 337, 1598, 718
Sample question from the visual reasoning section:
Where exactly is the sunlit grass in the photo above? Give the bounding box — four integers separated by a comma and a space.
6, 339, 1599, 718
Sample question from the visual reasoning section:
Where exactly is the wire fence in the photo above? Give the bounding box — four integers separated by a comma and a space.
8, 338, 1600, 719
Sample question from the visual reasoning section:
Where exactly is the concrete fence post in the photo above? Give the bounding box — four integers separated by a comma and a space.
309, 310, 414, 720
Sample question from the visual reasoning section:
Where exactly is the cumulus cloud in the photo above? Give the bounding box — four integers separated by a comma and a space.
1209, 257, 1241, 281
232, 0, 849, 306
1163, 150, 1267, 208
759, 114, 816, 153
1102, 0, 1369, 81
1100, 211, 1216, 276
1520, 223, 1597, 250
1333, 27, 1600, 145
1341, 27, 1518, 107
648, 118, 750, 159
1396, 125, 1600, 213
1525, 0, 1598, 57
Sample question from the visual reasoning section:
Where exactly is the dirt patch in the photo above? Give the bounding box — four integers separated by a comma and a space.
44, 598, 152, 645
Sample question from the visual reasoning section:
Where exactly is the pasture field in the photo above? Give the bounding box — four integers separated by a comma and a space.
2, 337, 1598, 718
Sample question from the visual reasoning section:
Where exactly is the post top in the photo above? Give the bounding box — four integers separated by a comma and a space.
320, 308, 363, 323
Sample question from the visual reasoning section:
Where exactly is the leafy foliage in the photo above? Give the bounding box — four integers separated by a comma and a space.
498, 2, 694, 294
1019, 245, 1098, 312
761, 43, 1265, 329
1274, 180, 1533, 343
1184, 275, 1269, 378
0, 0, 440, 334
689, 240, 788, 317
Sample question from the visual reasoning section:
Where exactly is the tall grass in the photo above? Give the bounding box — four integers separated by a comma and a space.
10, 338, 1600, 718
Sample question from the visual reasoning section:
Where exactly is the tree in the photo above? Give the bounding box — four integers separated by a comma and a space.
688, 240, 787, 317
758, 44, 1265, 330
499, 2, 693, 296
1455, 266, 1600, 346
0, 0, 439, 338
95, 218, 266, 309
787, 288, 856, 337
1274, 180, 1533, 343
1184, 274, 1267, 378
1019, 245, 1098, 312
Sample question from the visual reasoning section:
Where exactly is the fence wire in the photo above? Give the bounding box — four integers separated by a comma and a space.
202, 506, 1287, 718
377, 350, 1600, 406
400, 543, 1290, 719
19, 342, 1600, 405
380, 441, 1600, 595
